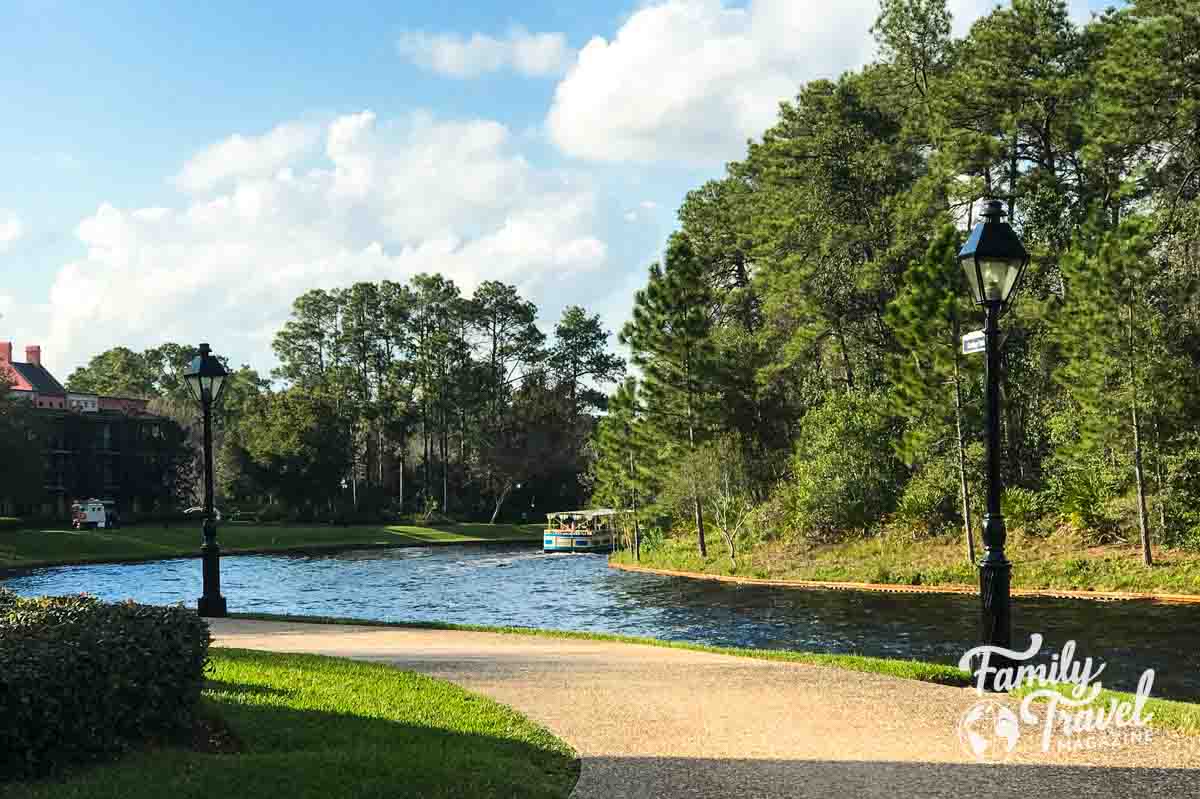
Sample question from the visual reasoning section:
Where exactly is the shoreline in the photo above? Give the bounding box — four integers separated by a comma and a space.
0, 535, 540, 578
608, 560, 1200, 605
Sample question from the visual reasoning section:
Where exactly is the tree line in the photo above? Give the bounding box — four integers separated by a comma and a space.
591, 0, 1200, 566
62, 277, 624, 522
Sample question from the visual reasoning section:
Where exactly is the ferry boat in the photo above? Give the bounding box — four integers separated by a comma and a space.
543, 509, 618, 553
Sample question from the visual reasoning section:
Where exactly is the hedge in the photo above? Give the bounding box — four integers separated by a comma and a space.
0, 589, 211, 781
0, 518, 22, 532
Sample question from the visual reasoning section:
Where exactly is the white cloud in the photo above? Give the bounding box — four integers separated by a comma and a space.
624, 210, 638, 223
44, 111, 608, 373
398, 26, 572, 78
174, 121, 321, 193
0, 211, 23, 252
639, 200, 658, 210
547, 0, 1093, 166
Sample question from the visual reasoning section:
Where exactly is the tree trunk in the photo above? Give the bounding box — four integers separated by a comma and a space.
687, 411, 707, 558
1153, 417, 1168, 535
1129, 305, 1152, 566
441, 426, 449, 514
835, 326, 855, 390
952, 322, 976, 565
349, 422, 358, 509
490, 479, 511, 524
629, 449, 640, 562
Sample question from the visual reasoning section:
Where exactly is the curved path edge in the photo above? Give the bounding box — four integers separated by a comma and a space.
209, 619, 1200, 799
609, 560, 1200, 605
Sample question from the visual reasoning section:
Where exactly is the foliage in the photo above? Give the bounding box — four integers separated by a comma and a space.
4, 648, 579, 799
0, 517, 22, 532
782, 390, 906, 542
893, 452, 963, 537
0, 589, 210, 780
589, 0, 1200, 559
1002, 486, 1052, 534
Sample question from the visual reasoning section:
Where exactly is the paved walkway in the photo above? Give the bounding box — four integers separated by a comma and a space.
210, 620, 1200, 798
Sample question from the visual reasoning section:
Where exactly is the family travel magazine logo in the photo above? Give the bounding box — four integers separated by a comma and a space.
956, 634, 1155, 763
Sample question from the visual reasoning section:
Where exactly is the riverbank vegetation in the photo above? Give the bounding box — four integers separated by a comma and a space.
0, 522, 541, 571
612, 529, 1200, 596
591, 0, 1200, 589
6, 648, 578, 799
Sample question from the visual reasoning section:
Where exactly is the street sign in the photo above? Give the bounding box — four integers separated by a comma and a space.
962, 329, 986, 355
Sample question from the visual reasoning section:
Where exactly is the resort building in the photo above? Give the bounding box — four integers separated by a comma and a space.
0, 342, 186, 519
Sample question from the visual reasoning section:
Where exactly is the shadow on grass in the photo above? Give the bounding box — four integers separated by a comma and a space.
203, 679, 292, 699
7, 682, 578, 799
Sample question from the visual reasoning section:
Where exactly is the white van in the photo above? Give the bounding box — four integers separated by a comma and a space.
72, 499, 119, 530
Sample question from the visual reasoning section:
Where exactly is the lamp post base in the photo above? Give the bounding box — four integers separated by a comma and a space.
197, 594, 227, 617
978, 544, 1012, 692
198, 541, 226, 618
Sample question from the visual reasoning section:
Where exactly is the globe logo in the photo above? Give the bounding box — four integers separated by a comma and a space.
958, 700, 1021, 763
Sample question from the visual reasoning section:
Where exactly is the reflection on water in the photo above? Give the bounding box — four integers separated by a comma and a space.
4, 544, 1198, 700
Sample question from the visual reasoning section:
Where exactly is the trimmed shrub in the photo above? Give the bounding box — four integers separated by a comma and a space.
0, 589, 211, 780
0, 517, 23, 532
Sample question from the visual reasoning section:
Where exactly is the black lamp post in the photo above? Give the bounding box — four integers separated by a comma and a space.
958, 200, 1029, 664
184, 343, 229, 618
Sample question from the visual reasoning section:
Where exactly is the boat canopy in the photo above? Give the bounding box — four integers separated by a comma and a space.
545, 508, 622, 524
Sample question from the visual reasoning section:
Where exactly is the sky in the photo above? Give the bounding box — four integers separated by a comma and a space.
0, 0, 1111, 376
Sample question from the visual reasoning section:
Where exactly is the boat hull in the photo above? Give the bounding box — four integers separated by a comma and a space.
543, 532, 613, 553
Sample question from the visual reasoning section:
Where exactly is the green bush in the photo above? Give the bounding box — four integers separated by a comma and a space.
1044, 408, 1125, 540
1003, 486, 1051, 533
0, 589, 211, 780
1161, 440, 1200, 549
0, 517, 23, 532
780, 390, 906, 543
893, 454, 964, 537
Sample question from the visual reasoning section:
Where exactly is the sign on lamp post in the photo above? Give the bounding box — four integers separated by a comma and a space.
962, 329, 986, 355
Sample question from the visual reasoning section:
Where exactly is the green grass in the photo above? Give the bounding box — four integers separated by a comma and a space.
5, 648, 578, 799
1011, 683, 1200, 737
615, 530, 1200, 595
0, 522, 544, 571
234, 612, 974, 687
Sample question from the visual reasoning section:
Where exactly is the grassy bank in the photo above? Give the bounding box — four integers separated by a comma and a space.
614, 529, 1200, 595
234, 612, 973, 687
6, 648, 578, 799
0, 522, 542, 571
1012, 683, 1200, 737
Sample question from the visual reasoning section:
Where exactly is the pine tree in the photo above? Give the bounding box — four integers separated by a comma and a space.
1055, 214, 1183, 565
620, 234, 720, 557
888, 224, 983, 561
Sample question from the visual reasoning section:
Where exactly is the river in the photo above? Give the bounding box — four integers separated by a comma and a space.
4, 543, 1197, 700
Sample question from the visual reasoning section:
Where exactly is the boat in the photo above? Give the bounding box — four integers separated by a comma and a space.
543, 509, 619, 553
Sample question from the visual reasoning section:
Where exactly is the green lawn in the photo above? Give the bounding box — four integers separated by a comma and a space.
0, 522, 544, 570
615, 530, 1200, 596
6, 648, 578, 799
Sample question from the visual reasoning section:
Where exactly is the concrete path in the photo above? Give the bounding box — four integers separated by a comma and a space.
210, 620, 1200, 798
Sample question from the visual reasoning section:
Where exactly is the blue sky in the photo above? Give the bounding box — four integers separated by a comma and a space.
0, 0, 1112, 375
